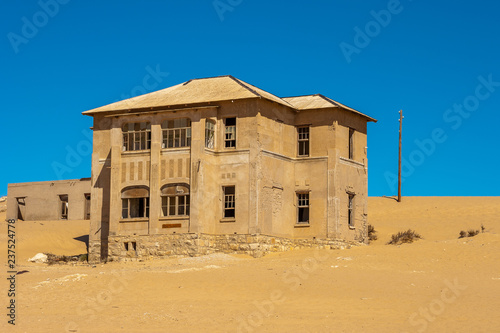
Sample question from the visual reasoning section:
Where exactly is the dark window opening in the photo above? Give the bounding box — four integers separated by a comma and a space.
297, 193, 309, 223
16, 197, 26, 221
224, 118, 236, 148
297, 126, 310, 156
60, 195, 68, 220
223, 186, 235, 218
348, 193, 355, 227
84, 193, 91, 220
122, 197, 149, 219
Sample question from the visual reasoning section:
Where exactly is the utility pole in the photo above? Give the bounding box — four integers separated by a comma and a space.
398, 110, 403, 202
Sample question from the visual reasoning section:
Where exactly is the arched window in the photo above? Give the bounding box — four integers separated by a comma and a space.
121, 186, 149, 219
162, 118, 191, 148
161, 184, 190, 217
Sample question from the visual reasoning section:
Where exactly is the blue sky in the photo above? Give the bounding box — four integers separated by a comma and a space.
1, 0, 499, 196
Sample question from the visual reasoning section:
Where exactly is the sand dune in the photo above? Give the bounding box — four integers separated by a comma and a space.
1, 197, 499, 332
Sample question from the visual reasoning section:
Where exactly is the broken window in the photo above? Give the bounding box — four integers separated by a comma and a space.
122, 122, 151, 151
84, 193, 91, 220
161, 184, 190, 217
162, 118, 191, 148
205, 119, 215, 149
224, 118, 236, 148
297, 193, 309, 224
121, 187, 149, 219
223, 186, 235, 218
60, 195, 68, 220
297, 126, 309, 157
348, 193, 355, 227
349, 128, 354, 159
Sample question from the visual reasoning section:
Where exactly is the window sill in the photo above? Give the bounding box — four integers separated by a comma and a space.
120, 218, 149, 223
159, 216, 189, 221
122, 150, 150, 156
161, 147, 190, 152
294, 223, 310, 228
220, 218, 236, 223
349, 225, 356, 230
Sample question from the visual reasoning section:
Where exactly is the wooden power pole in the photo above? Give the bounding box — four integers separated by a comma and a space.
398, 110, 403, 202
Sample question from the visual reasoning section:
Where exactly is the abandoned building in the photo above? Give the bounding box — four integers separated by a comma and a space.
7, 178, 91, 221
80, 75, 377, 262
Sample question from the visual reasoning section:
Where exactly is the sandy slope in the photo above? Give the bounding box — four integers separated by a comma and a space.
1, 197, 500, 333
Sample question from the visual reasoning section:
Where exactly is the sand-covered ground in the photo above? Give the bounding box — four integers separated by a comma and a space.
1, 196, 499, 332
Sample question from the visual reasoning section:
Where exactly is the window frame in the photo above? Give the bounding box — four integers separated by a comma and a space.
205, 119, 216, 149
121, 187, 150, 219
296, 192, 310, 224
59, 194, 68, 220
160, 184, 190, 217
84, 193, 91, 220
222, 185, 236, 219
224, 117, 236, 149
162, 118, 192, 149
297, 126, 310, 157
122, 122, 151, 152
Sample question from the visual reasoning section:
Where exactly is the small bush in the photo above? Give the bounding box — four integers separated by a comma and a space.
79, 254, 88, 262
458, 225, 485, 239
387, 229, 422, 245
467, 229, 479, 237
368, 224, 378, 241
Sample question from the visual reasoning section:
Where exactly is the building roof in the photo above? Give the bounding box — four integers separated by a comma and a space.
83, 75, 376, 122
282, 94, 377, 122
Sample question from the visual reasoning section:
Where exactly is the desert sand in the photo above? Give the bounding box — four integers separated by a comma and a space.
1, 196, 499, 332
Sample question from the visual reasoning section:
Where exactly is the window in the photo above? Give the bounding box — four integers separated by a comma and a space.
84, 193, 91, 220
205, 119, 215, 148
122, 122, 151, 151
297, 193, 309, 224
348, 193, 355, 227
121, 187, 149, 219
16, 197, 26, 221
348, 128, 354, 159
224, 118, 236, 148
161, 184, 190, 217
162, 118, 191, 148
59, 195, 68, 220
223, 186, 235, 218
297, 126, 309, 156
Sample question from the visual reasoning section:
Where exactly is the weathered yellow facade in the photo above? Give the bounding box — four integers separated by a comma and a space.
83, 76, 376, 262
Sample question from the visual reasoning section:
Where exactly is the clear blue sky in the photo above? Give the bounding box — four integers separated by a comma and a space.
2, 0, 499, 196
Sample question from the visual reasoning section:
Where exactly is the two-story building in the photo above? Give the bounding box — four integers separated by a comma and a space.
82, 75, 376, 262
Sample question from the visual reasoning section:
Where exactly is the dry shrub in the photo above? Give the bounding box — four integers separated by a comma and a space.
387, 229, 422, 245
368, 224, 378, 242
458, 225, 485, 239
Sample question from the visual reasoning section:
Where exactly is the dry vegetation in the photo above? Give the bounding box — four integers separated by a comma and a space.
387, 229, 422, 245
